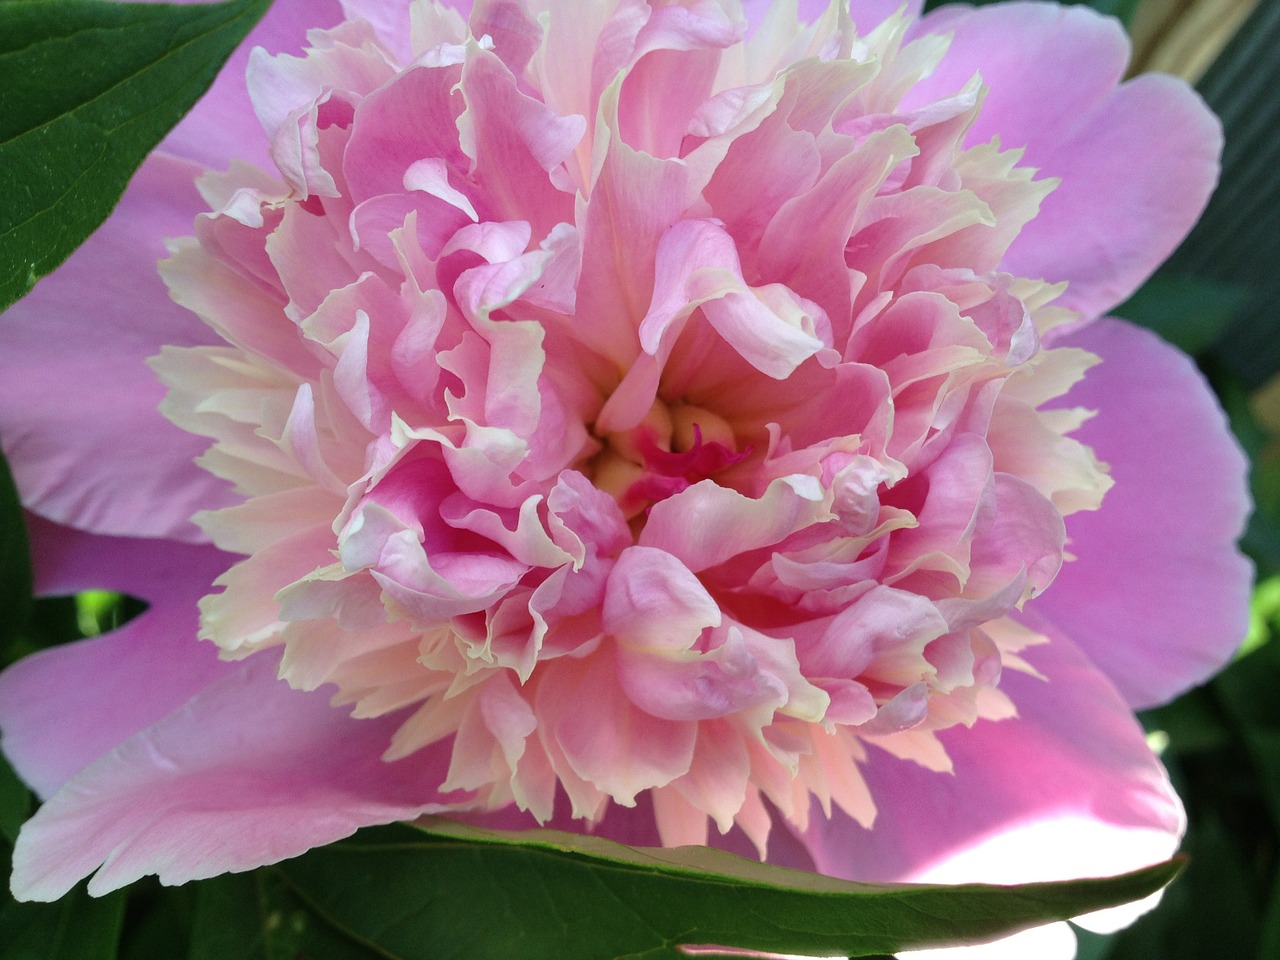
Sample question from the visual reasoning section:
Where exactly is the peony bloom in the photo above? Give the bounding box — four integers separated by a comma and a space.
0, 0, 1252, 941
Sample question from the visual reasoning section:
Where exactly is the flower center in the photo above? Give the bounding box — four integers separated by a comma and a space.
589, 399, 747, 518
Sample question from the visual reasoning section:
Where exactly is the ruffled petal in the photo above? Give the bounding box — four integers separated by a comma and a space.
800, 628, 1184, 886
907, 1, 1221, 320
0, 155, 239, 542
1028, 319, 1252, 708
10, 656, 466, 901
0, 518, 237, 799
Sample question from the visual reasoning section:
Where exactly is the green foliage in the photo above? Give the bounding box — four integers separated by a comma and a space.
1164, 1, 1280, 386
259, 820, 1183, 960
0, 0, 274, 313
0, 887, 126, 960
0, 448, 31, 653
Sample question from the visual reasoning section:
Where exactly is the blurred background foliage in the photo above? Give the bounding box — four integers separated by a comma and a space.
2, 0, 1278, 957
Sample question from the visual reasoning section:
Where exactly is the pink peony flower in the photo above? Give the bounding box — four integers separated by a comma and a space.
0, 0, 1251, 937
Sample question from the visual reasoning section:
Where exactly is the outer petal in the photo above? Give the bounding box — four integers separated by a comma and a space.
1029, 319, 1252, 708
0, 154, 240, 542
800, 629, 1184, 886
0, 518, 237, 799
152, 0, 347, 171
10, 656, 465, 901
907, 2, 1221, 319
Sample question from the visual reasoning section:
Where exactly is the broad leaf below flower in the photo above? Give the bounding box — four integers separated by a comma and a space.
271, 819, 1184, 959
0, 0, 275, 313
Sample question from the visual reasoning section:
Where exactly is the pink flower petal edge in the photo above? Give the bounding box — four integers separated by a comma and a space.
148, 0, 348, 171
907, 1, 1222, 322
0, 154, 237, 543
1029, 318, 1253, 709
10, 655, 468, 901
0, 0, 349, 543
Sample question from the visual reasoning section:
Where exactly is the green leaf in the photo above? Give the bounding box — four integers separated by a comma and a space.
1260, 873, 1280, 960
1114, 275, 1249, 357
1171, 1, 1280, 383
274, 820, 1185, 959
0, 840, 125, 960
0, 753, 31, 847
0, 446, 31, 651
189, 872, 382, 960
115, 882, 195, 960
1213, 640, 1280, 831
0, 0, 274, 313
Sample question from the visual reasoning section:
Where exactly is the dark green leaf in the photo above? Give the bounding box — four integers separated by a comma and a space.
1141, 686, 1233, 757
0, 753, 31, 847
1072, 925, 1114, 960
0, 446, 31, 651
1214, 640, 1280, 830
190, 872, 383, 960
1114, 275, 1249, 357
1261, 874, 1280, 960
0, 0, 273, 312
116, 882, 194, 960
274, 820, 1185, 960
1171, 1, 1280, 383
0, 851, 126, 960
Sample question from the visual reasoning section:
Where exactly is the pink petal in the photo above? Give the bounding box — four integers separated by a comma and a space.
1028, 319, 1252, 708
0, 518, 236, 799
538, 652, 698, 808
849, 0, 924, 26
455, 48, 584, 235
154, 0, 347, 172
603, 546, 721, 648
640, 475, 827, 572
641, 219, 830, 380
801, 628, 1184, 885
338, 0, 418, 61
10, 656, 466, 901
741, 0, 923, 31
0, 154, 238, 541
907, 2, 1221, 320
